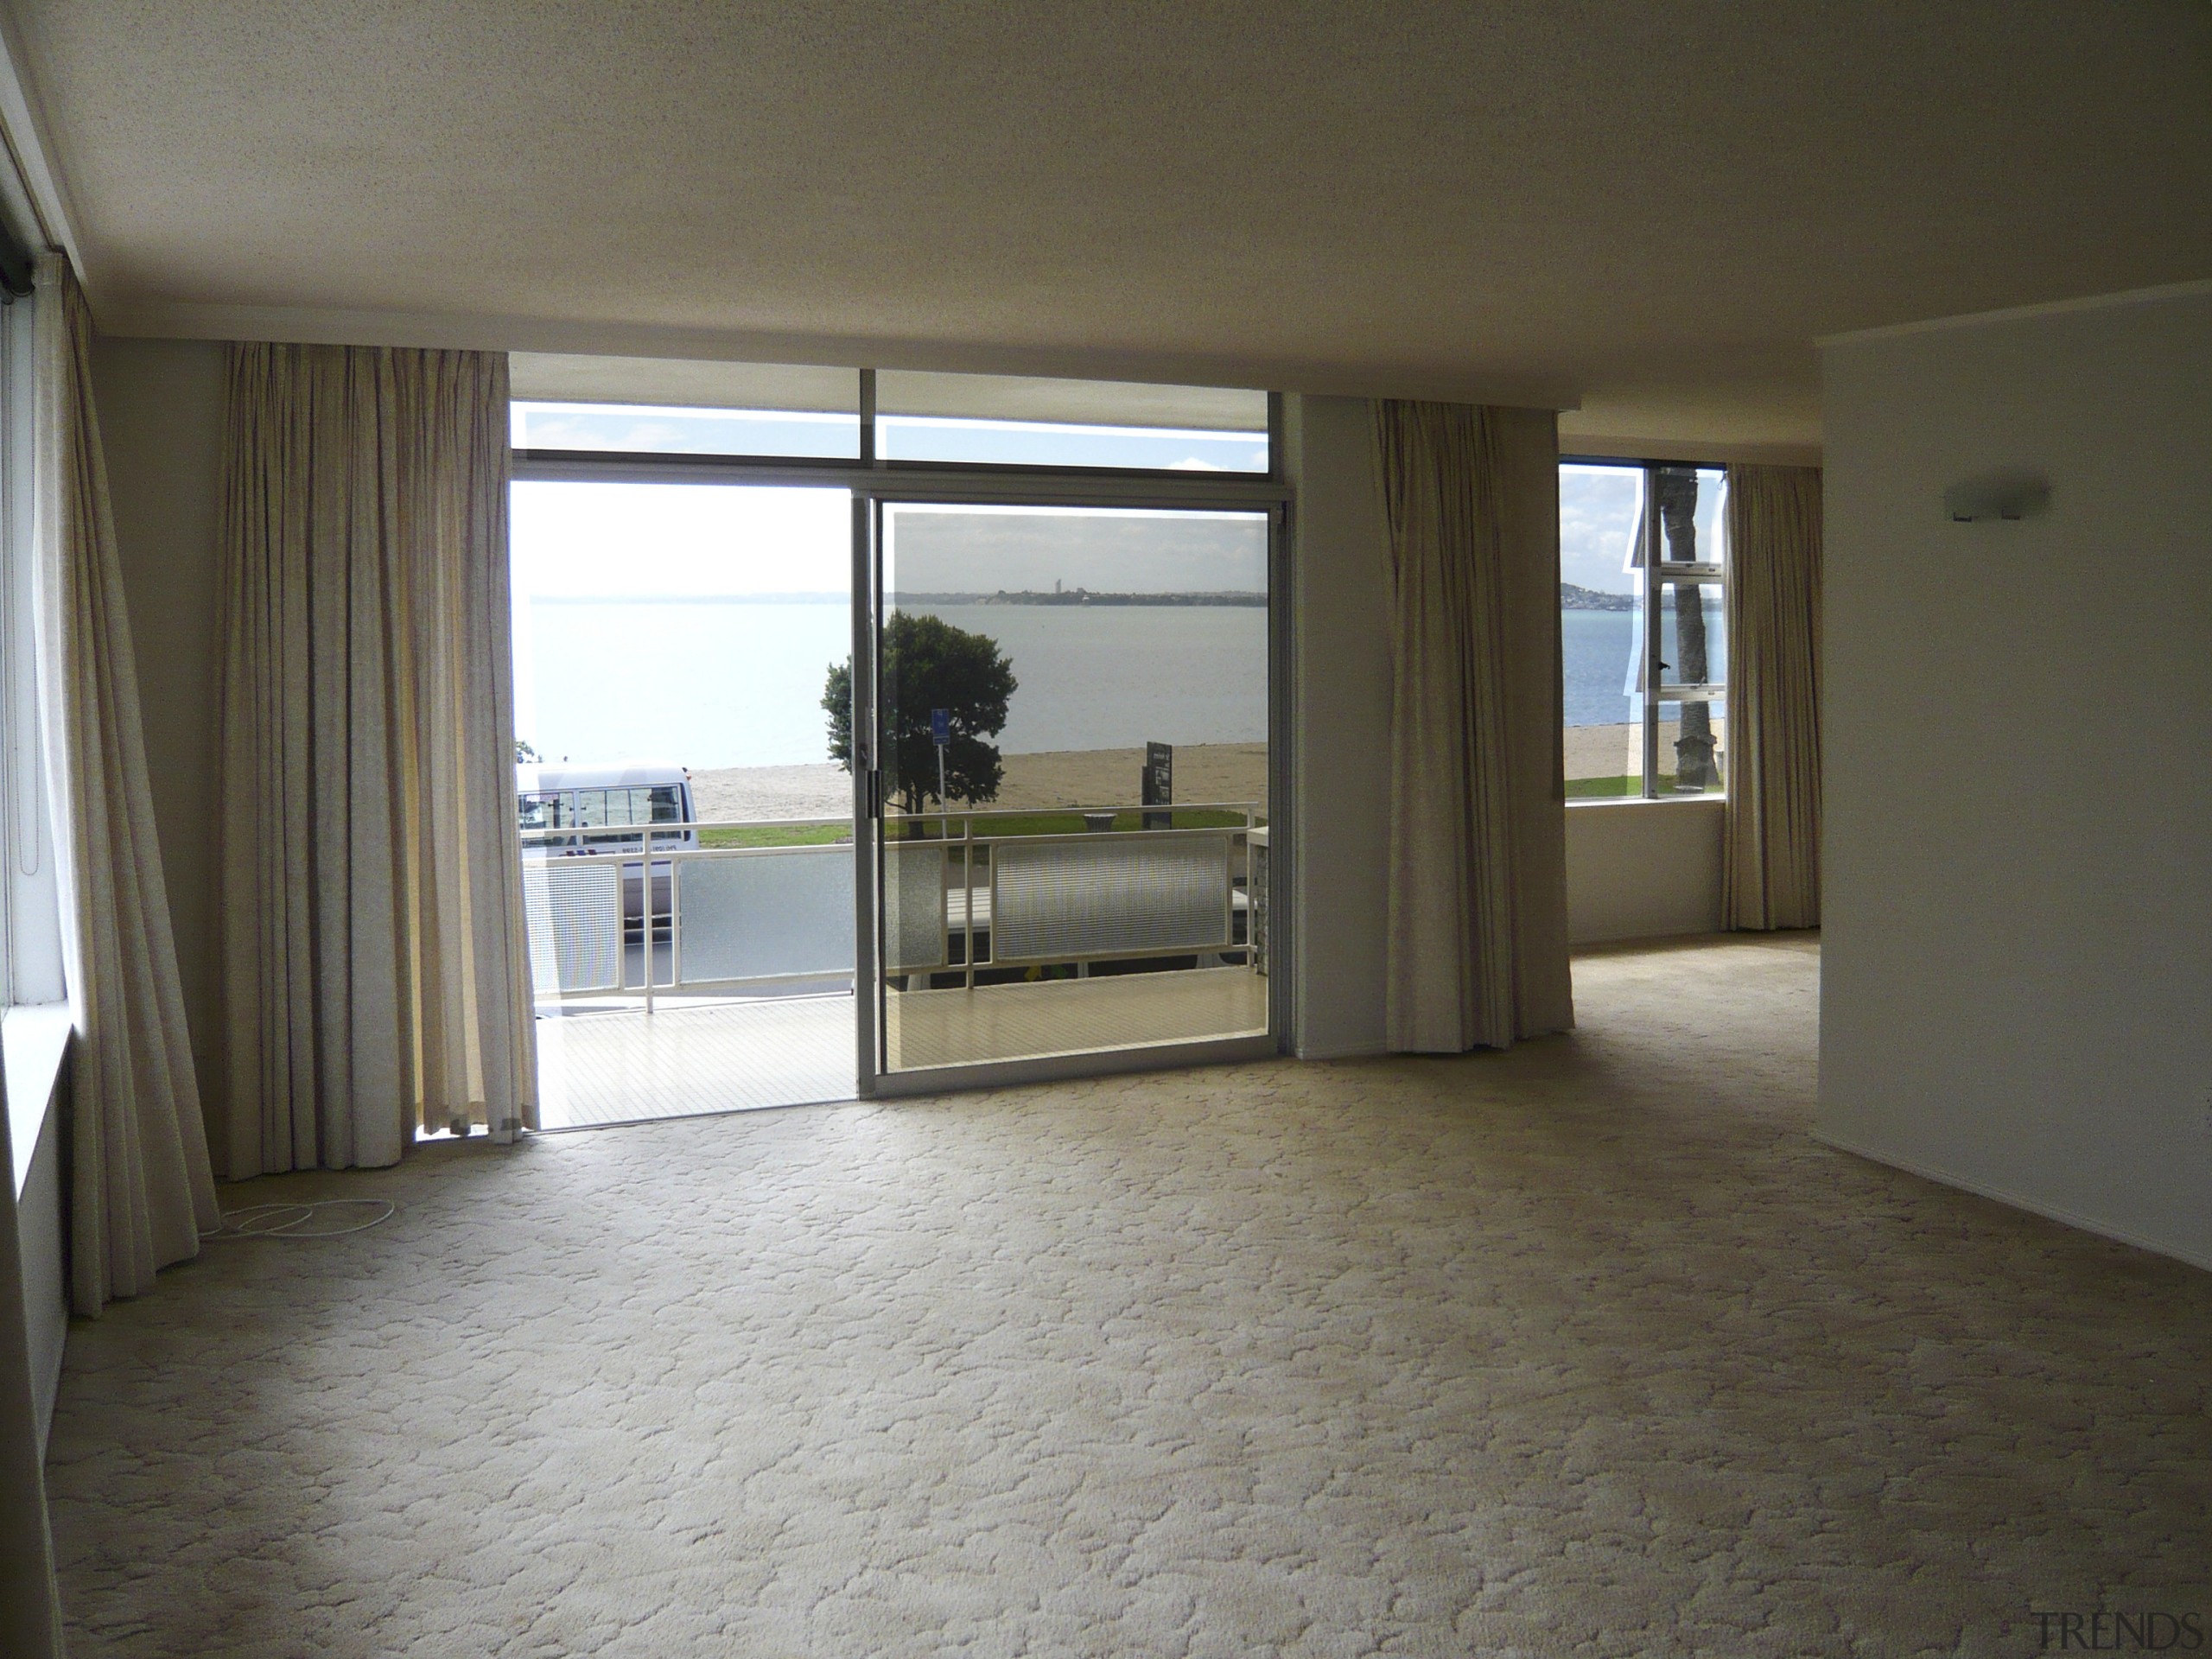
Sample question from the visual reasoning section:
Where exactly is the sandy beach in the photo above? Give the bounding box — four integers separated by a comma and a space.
689, 728, 1712, 823
690, 742, 1269, 823
1567, 719, 1726, 785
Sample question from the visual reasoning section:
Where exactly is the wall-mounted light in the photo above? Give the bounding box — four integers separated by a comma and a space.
1945, 470, 2051, 523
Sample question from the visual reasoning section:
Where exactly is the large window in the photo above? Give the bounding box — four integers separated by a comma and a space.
507, 359, 1285, 1118
1560, 460, 1727, 799
509, 357, 1274, 478
511, 357, 862, 459
874, 373, 1270, 473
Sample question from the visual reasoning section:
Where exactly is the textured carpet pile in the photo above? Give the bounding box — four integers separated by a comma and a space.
47, 936, 2212, 1655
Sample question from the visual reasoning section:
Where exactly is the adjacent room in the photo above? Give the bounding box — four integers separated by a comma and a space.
2, 5, 2207, 1656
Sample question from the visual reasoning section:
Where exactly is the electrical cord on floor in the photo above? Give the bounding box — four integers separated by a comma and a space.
201, 1199, 397, 1241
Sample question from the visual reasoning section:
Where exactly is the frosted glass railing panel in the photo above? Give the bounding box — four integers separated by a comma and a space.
523, 859, 624, 995
991, 835, 1230, 962
882, 842, 947, 972
675, 848, 854, 985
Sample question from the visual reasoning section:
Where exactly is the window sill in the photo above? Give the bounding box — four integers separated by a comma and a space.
6, 1001, 72, 1199
1566, 793, 1726, 810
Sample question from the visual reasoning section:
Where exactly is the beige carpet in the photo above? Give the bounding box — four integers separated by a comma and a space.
46, 936, 2212, 1656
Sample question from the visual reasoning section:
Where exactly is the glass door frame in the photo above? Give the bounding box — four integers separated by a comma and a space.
513, 442, 1296, 1106
848, 475, 1294, 1101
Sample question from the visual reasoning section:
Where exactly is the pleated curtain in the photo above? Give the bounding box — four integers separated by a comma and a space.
1372, 400, 1573, 1052
31, 253, 219, 1314
218, 342, 536, 1176
1722, 464, 1824, 930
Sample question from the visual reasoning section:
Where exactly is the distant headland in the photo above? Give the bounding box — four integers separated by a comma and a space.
904, 589, 1268, 607
1561, 582, 1636, 612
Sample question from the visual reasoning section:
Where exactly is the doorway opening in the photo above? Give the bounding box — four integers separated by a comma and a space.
511, 480, 858, 1127
508, 362, 1289, 1114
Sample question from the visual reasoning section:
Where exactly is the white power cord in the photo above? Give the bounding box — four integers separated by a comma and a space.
202, 1199, 397, 1241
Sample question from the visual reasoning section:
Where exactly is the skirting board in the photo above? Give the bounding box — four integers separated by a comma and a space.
1815, 1129, 2212, 1277
1294, 1040, 1389, 1062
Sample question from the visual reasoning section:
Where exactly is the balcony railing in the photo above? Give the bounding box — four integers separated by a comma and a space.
519, 804, 1265, 1013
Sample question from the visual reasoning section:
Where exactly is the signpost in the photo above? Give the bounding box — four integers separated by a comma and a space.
1142, 741, 1173, 830
931, 709, 950, 833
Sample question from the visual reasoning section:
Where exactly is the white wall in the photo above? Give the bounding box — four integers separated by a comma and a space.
1285, 395, 1392, 1058
15, 1065, 64, 1445
1284, 396, 1730, 1055
1567, 799, 1724, 944
1819, 288, 2212, 1270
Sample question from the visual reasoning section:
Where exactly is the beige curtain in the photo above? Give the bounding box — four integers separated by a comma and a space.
31, 254, 219, 1314
1372, 401, 1573, 1052
1722, 464, 1823, 929
218, 342, 535, 1176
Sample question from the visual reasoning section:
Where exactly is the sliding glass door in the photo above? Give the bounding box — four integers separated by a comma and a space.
856, 497, 1280, 1088
511, 362, 1290, 1108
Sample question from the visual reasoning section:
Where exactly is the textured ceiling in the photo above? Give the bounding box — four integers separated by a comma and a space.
8, 1, 2212, 451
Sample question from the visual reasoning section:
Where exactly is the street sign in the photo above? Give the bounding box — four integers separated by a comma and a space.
1142, 741, 1172, 830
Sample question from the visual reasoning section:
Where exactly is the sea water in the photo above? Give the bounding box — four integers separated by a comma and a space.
517, 599, 1271, 769
516, 599, 1719, 771
1561, 603, 1727, 728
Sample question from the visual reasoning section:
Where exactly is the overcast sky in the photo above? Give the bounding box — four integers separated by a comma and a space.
887, 505, 1267, 594
512, 481, 849, 597
1560, 464, 1729, 593
511, 483, 1268, 599
513, 473, 1705, 606
1560, 465, 1642, 593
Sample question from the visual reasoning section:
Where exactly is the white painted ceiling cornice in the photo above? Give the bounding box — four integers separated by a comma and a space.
97, 296, 1588, 412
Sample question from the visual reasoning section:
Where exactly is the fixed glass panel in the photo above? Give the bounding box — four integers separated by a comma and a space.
674, 848, 855, 987
1560, 462, 1647, 798
876, 372, 1269, 473
1652, 467, 1728, 795
522, 860, 626, 998
1657, 699, 1728, 798
1656, 583, 1728, 702
511, 356, 861, 458
870, 502, 1271, 1073
1560, 461, 1729, 799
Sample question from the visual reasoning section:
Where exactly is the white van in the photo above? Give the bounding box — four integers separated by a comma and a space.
518, 765, 697, 944
516, 763, 696, 854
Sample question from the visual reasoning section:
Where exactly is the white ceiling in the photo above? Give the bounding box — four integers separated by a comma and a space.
7, 1, 2211, 454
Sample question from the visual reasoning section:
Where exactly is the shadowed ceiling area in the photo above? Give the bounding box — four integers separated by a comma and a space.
7, 0, 2211, 448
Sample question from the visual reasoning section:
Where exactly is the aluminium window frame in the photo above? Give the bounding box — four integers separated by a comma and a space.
509, 376, 1296, 1103
513, 370, 1285, 488
1560, 454, 1730, 805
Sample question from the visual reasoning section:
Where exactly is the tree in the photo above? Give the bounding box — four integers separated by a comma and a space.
1655, 469, 1718, 791
823, 613, 1018, 816
515, 738, 541, 765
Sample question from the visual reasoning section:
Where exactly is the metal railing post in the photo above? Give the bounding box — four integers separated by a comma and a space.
669, 838, 684, 994
639, 841, 655, 1016
963, 814, 976, 991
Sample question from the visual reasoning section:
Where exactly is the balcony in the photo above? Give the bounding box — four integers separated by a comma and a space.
523, 806, 1268, 1127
